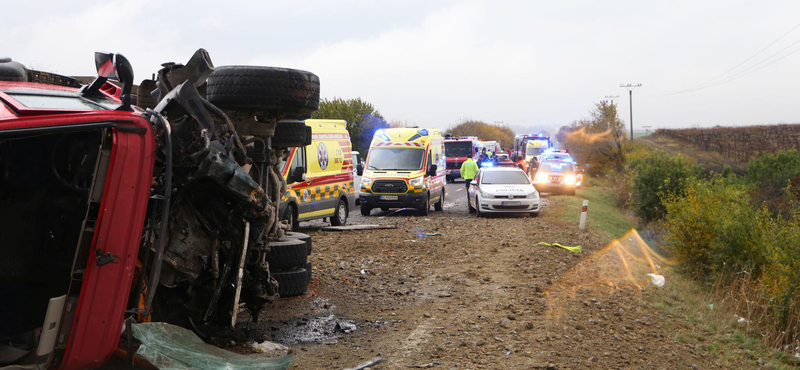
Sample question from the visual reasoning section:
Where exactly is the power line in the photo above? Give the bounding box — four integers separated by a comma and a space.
690, 45, 800, 91
673, 36, 800, 94
682, 21, 800, 91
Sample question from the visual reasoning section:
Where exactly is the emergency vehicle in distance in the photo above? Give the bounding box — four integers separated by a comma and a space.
444, 135, 479, 182
280, 119, 357, 230
359, 128, 446, 216
512, 134, 553, 162
512, 133, 553, 172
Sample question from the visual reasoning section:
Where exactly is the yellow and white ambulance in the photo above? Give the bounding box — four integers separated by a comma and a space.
280, 119, 356, 230
359, 128, 446, 216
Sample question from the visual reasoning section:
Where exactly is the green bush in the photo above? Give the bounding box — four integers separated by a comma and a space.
663, 176, 800, 335
629, 150, 701, 223
745, 150, 800, 218
746, 149, 800, 187
662, 176, 751, 277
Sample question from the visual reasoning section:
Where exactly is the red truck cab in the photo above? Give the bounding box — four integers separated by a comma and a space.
0, 59, 155, 370
444, 136, 479, 182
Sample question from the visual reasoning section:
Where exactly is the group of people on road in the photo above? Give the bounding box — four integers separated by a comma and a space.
459, 147, 542, 198
458, 147, 501, 192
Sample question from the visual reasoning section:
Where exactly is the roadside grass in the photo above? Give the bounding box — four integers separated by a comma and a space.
647, 272, 798, 369
547, 176, 798, 368
547, 177, 635, 238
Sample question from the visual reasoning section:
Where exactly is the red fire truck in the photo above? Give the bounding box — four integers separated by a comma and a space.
444, 136, 479, 182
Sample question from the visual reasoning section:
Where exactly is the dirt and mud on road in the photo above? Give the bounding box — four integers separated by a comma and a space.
234, 182, 707, 369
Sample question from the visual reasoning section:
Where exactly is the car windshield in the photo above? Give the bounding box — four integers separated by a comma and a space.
545, 154, 571, 161
445, 142, 472, 157
367, 148, 425, 171
540, 162, 574, 173
526, 147, 547, 156
8, 93, 113, 110
481, 171, 530, 184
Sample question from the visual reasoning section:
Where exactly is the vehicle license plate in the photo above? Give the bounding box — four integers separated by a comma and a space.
501, 201, 521, 206
380, 195, 398, 200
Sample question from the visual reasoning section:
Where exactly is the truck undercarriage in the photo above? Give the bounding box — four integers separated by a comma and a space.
139, 50, 319, 327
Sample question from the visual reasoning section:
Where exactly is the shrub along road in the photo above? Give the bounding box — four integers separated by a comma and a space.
232, 181, 784, 369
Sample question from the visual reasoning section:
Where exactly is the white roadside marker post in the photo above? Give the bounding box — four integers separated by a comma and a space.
579, 200, 588, 230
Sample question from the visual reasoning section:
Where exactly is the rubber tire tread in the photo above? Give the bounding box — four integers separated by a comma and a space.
418, 195, 429, 216
206, 65, 320, 119
273, 121, 312, 147
330, 199, 347, 226
283, 204, 299, 231
266, 238, 308, 270
434, 189, 444, 212
305, 261, 312, 282
360, 204, 372, 216
273, 268, 310, 298
284, 231, 312, 255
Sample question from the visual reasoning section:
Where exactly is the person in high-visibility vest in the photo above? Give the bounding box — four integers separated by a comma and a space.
459, 156, 479, 195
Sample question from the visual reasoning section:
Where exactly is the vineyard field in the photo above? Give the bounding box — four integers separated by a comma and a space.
655, 124, 800, 162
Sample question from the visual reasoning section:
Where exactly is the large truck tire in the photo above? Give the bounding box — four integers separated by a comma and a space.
265, 238, 308, 270
273, 267, 310, 297
283, 231, 312, 255
206, 66, 320, 119
273, 121, 312, 147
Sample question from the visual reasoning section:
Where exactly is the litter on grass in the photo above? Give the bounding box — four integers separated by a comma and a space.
537, 242, 582, 253
646, 273, 665, 287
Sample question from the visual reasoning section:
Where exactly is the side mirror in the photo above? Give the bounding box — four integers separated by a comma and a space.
356, 163, 364, 176
289, 167, 306, 183
470, 180, 478, 186
428, 164, 437, 176
80, 52, 135, 111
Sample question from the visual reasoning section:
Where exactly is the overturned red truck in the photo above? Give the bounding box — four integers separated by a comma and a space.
0, 50, 319, 369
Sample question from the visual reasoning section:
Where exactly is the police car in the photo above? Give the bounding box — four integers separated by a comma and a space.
468, 167, 540, 217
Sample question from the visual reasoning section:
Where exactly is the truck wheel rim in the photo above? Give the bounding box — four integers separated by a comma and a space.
338, 204, 346, 221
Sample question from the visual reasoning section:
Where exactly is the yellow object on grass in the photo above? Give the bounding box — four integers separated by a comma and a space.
537, 242, 582, 253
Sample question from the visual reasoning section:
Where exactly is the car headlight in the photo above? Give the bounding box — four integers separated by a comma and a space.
534, 173, 548, 183
526, 191, 539, 199
408, 177, 424, 187
564, 175, 576, 185
361, 177, 373, 187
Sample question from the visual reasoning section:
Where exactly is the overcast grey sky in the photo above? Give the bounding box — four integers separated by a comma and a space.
5, 0, 800, 133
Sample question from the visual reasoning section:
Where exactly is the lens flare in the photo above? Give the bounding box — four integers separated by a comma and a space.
565, 126, 618, 144
545, 229, 672, 321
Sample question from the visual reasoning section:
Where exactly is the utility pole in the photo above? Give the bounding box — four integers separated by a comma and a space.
642, 125, 652, 135
604, 95, 619, 105
620, 83, 641, 140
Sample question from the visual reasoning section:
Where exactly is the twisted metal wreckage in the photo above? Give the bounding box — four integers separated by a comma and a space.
138, 49, 318, 327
